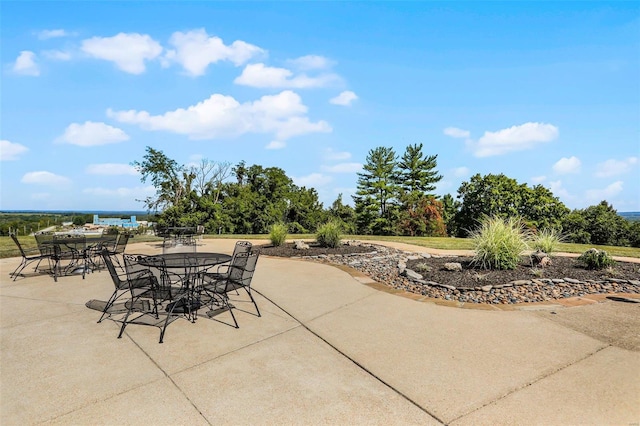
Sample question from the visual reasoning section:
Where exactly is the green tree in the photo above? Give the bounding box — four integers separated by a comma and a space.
327, 194, 357, 234
441, 193, 461, 236
132, 147, 189, 211
354, 147, 398, 234
564, 201, 631, 246
396, 143, 442, 202
454, 173, 569, 237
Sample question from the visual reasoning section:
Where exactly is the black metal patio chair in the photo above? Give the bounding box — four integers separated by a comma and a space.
9, 233, 54, 281
117, 254, 179, 343
198, 251, 260, 328
92, 249, 157, 323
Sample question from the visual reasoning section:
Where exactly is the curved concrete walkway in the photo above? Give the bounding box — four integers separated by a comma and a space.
1, 239, 638, 425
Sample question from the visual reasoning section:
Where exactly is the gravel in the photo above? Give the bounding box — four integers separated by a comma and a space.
259, 241, 640, 304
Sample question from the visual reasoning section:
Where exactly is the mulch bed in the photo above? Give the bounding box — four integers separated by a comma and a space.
404, 255, 640, 289
259, 242, 639, 289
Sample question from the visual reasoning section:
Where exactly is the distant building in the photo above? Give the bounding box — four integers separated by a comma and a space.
93, 214, 139, 229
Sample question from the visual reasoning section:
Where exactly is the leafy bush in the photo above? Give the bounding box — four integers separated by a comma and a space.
316, 221, 342, 248
269, 223, 288, 247
577, 248, 615, 270
470, 216, 530, 270
531, 228, 564, 255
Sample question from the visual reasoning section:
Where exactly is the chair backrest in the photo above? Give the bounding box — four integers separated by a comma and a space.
113, 234, 131, 254
99, 234, 119, 252
100, 249, 125, 289
122, 254, 150, 281
34, 233, 55, 256
227, 251, 259, 289
232, 240, 252, 258
10, 234, 28, 258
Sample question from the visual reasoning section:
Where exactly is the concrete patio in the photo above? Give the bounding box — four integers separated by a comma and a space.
1, 239, 638, 425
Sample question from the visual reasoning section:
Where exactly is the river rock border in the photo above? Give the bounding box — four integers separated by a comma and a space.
294, 242, 640, 304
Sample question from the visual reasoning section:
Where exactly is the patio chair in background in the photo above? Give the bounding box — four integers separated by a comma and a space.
9, 233, 54, 281
107, 233, 131, 271
199, 251, 260, 329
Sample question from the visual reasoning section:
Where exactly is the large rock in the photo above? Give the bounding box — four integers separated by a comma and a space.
294, 240, 309, 250
402, 269, 423, 281
443, 262, 462, 272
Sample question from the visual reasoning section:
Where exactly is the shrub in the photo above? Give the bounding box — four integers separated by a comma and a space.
577, 248, 615, 270
470, 216, 530, 270
269, 223, 288, 247
316, 221, 342, 248
531, 228, 564, 255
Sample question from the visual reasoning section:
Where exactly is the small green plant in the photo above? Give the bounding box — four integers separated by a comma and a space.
531, 228, 564, 255
413, 262, 432, 273
316, 221, 342, 248
577, 248, 616, 270
470, 215, 530, 270
268, 223, 288, 247
529, 267, 544, 278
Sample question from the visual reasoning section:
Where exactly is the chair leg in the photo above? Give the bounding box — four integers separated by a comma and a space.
97, 291, 120, 323
10, 260, 28, 281
245, 287, 261, 317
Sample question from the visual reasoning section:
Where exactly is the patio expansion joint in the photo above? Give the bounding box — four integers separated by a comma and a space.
121, 330, 216, 426
252, 288, 447, 425
447, 344, 611, 424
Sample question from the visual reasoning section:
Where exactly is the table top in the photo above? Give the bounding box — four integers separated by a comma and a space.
139, 252, 231, 269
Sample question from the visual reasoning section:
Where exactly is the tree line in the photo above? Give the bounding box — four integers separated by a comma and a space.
134, 146, 640, 247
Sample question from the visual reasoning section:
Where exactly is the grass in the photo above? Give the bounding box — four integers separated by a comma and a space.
1, 233, 639, 259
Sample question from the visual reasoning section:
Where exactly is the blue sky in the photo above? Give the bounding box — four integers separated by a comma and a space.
1, 1, 639, 212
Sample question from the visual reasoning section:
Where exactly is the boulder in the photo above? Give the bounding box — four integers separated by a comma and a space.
443, 262, 462, 272
294, 240, 309, 250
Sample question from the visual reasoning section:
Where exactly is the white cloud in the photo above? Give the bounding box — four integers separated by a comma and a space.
234, 63, 339, 88
321, 163, 362, 173
443, 127, 470, 138
85, 163, 138, 175
472, 122, 558, 157
595, 157, 638, 177
82, 185, 155, 197
56, 121, 129, 146
452, 166, 470, 177
81, 33, 163, 74
266, 141, 286, 150
21, 171, 71, 186
1, 140, 29, 161
164, 29, 264, 76
108, 90, 331, 141
12, 51, 40, 76
293, 173, 332, 188
42, 50, 72, 61
531, 175, 547, 184
553, 156, 581, 174
585, 181, 624, 202
37, 29, 74, 39
330, 91, 358, 106
324, 148, 351, 161
287, 55, 334, 70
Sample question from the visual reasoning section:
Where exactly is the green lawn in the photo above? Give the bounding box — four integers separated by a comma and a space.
1, 234, 638, 259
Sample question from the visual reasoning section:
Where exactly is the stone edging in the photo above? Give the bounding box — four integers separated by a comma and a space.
269, 241, 640, 310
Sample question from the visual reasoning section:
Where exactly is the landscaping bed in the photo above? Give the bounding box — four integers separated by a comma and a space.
258, 241, 640, 304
